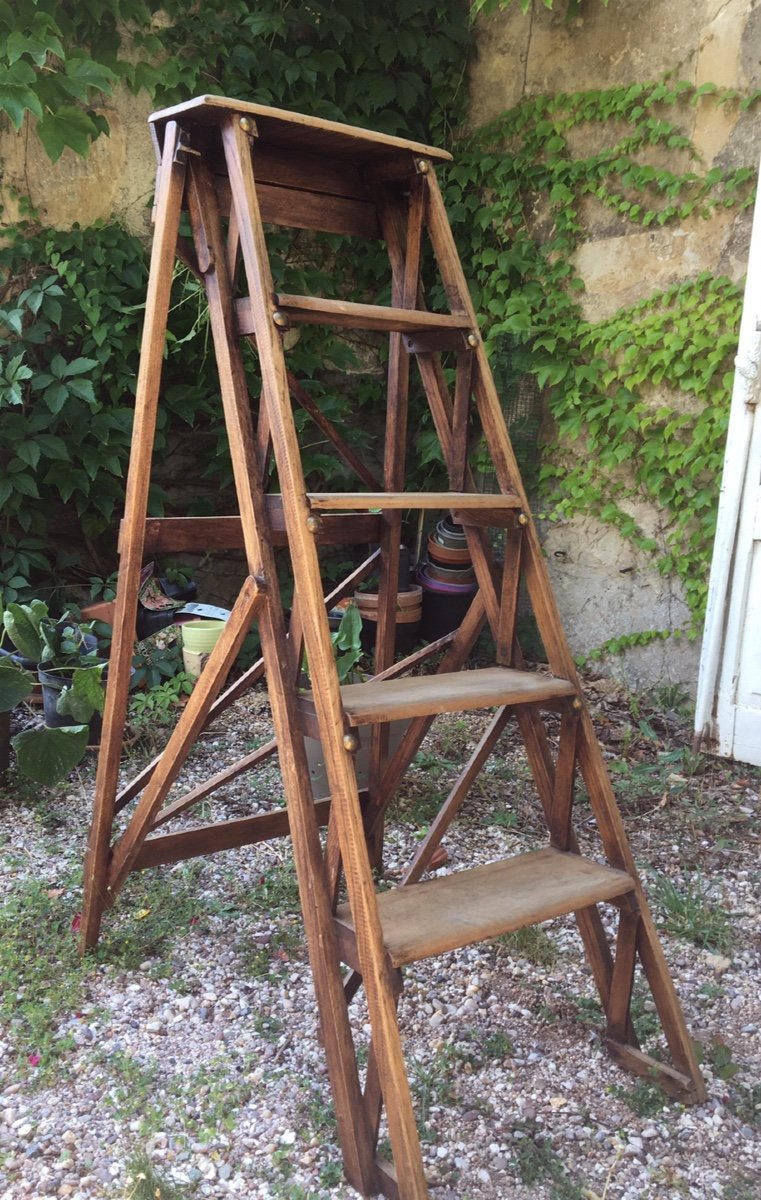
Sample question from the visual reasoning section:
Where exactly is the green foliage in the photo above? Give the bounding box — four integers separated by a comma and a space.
651, 871, 733, 953
122, 1153, 196, 1200
471, 0, 609, 17
0, 874, 88, 1078
0, 0, 170, 161
1, 600, 106, 783
3, 0, 758, 654
12, 722, 90, 784
330, 602, 364, 683
146, 0, 469, 145
3, 598, 49, 661
55, 664, 106, 720
1, 2, 472, 594
0, 224, 147, 549
0, 659, 35, 710
611, 1077, 670, 1118
448, 81, 757, 634
128, 670, 195, 742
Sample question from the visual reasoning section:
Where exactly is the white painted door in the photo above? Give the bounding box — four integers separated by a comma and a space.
695, 162, 761, 766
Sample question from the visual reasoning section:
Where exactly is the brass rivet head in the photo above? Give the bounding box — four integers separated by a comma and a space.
343, 733, 360, 753
272, 309, 287, 327
305, 515, 321, 534
416, 158, 430, 174
239, 117, 254, 133
572, 697, 583, 711
467, 332, 479, 348
518, 512, 529, 526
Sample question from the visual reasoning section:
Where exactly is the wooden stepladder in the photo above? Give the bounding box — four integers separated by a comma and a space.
82, 96, 705, 1198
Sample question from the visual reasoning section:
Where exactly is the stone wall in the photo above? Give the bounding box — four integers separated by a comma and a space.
3, 0, 759, 688
470, 0, 760, 689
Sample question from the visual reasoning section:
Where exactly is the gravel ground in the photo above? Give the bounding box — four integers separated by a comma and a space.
0, 677, 759, 1200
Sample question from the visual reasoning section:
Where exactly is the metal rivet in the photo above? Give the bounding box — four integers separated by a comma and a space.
518, 512, 529, 526
467, 332, 479, 348
572, 697, 583, 711
416, 158, 430, 174
343, 733, 360, 752
240, 117, 254, 133
306, 515, 321, 534
272, 310, 287, 327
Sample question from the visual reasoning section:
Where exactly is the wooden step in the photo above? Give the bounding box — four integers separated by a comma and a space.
297, 668, 575, 737
236, 294, 471, 336
307, 491, 521, 511
334, 848, 635, 968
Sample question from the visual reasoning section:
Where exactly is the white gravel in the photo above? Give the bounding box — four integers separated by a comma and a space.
0, 683, 759, 1199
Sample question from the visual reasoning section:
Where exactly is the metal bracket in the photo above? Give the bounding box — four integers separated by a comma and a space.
174, 131, 201, 164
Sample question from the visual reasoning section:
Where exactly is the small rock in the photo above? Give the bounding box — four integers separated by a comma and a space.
705, 953, 732, 975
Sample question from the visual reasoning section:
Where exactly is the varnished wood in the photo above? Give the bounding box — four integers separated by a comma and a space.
80, 123, 187, 951
308, 491, 520, 510
335, 849, 635, 969
305, 667, 576, 731
107, 578, 267, 898
450, 505, 524, 528
150, 738, 278, 829
150, 94, 452, 166
606, 903, 640, 1043
288, 372, 382, 492
548, 706, 579, 851
134, 802, 332, 870
604, 1041, 704, 1101
140, 509, 383, 552
236, 294, 470, 336
224, 113, 423, 1194
496, 525, 523, 664
87, 100, 706, 1198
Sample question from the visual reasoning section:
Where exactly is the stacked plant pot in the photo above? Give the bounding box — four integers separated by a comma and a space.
353, 547, 422, 656
418, 518, 477, 640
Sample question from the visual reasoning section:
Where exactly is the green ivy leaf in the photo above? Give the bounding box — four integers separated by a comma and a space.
36, 106, 101, 162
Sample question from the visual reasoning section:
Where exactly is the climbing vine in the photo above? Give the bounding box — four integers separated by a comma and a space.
446, 81, 757, 638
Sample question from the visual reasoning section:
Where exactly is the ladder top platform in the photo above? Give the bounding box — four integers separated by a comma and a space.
149, 95, 452, 166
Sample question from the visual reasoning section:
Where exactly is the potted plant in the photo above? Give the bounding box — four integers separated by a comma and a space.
1, 600, 107, 785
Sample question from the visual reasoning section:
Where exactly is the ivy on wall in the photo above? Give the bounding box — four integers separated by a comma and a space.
448, 81, 756, 639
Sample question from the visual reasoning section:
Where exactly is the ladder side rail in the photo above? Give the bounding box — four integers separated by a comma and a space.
80, 123, 187, 951
197, 141, 383, 1190
411, 171, 673, 1085
223, 114, 428, 1196
366, 177, 425, 866
422, 167, 660, 882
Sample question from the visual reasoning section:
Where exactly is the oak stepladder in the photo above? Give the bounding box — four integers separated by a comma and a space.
82, 97, 705, 1199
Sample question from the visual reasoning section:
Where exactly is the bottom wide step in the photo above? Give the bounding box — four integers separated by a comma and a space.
334, 847, 635, 968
